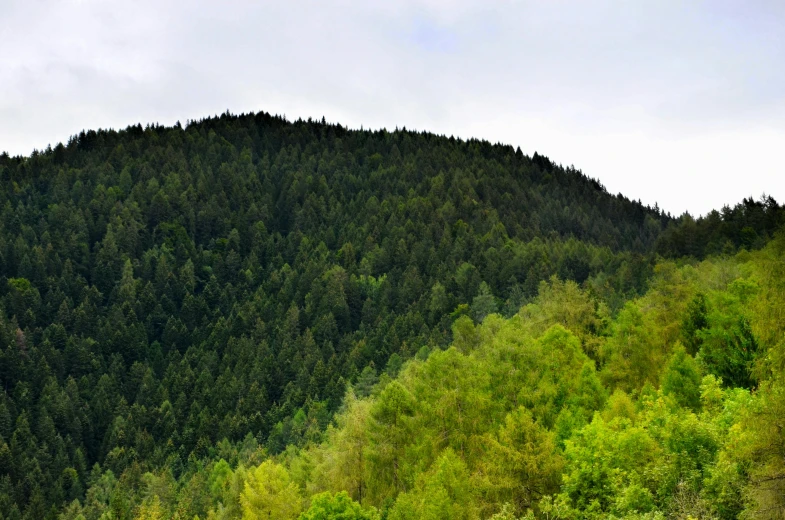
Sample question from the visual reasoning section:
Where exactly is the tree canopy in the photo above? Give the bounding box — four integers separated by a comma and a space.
0, 111, 782, 519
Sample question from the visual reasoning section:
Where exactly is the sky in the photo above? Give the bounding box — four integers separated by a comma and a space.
1, 0, 784, 216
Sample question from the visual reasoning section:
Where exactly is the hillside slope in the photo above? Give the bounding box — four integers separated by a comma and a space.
47, 231, 785, 520
0, 111, 781, 519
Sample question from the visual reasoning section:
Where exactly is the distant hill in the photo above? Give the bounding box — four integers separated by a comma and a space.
0, 111, 780, 519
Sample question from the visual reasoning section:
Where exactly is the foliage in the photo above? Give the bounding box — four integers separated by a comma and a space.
240, 460, 302, 519
298, 491, 378, 520
0, 111, 782, 519
0, 111, 679, 518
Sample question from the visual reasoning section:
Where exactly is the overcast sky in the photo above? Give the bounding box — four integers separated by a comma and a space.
2, 1, 783, 216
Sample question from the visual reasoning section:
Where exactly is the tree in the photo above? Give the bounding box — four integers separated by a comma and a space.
681, 293, 707, 355
1, 104, 772, 520
310, 391, 372, 502
388, 449, 477, 520
135, 495, 165, 520
699, 315, 758, 389
241, 460, 303, 520
600, 302, 663, 392
732, 380, 785, 519
660, 344, 702, 410
355, 366, 378, 399
298, 491, 378, 520
558, 415, 660, 517
481, 407, 564, 513
471, 282, 497, 323
366, 382, 416, 504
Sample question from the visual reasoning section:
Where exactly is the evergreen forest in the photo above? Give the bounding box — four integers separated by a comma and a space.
0, 111, 783, 519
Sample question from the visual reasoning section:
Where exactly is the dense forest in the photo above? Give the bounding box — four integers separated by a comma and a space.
0, 111, 782, 520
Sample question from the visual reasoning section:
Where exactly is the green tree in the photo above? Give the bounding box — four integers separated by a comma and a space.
681, 293, 707, 355
388, 449, 477, 520
310, 391, 372, 502
481, 407, 564, 513
298, 491, 378, 520
241, 460, 303, 520
366, 382, 416, 504
660, 344, 702, 410
699, 316, 758, 389
471, 282, 497, 323
600, 302, 663, 392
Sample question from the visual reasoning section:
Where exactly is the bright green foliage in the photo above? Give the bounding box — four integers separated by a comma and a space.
487, 503, 525, 520
558, 400, 716, 518
601, 389, 637, 424
240, 460, 303, 519
660, 345, 702, 410
480, 407, 564, 511
521, 277, 604, 348
600, 302, 664, 392
559, 415, 661, 517
714, 380, 785, 519
451, 314, 481, 353
135, 495, 165, 520
569, 362, 608, 415
388, 449, 477, 520
309, 391, 372, 502
365, 381, 417, 504
747, 382, 785, 518
298, 491, 378, 520
209, 459, 233, 500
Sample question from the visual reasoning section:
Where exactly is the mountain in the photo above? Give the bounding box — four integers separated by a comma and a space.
0, 111, 782, 520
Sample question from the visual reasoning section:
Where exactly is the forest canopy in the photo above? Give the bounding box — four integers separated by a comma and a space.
0, 111, 782, 519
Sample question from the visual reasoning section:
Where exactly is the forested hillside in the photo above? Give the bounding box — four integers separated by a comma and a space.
0, 111, 782, 519
59, 232, 785, 520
